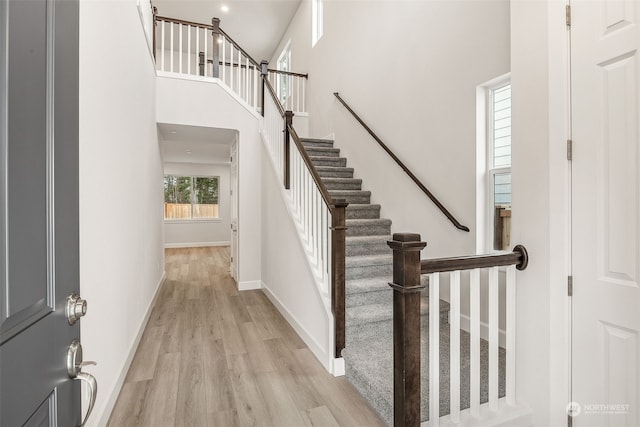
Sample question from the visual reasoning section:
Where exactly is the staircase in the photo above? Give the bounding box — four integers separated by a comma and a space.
301, 137, 506, 426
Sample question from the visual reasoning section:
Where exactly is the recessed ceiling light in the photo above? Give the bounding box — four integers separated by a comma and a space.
170, 130, 177, 134
221, 5, 229, 12
185, 150, 192, 155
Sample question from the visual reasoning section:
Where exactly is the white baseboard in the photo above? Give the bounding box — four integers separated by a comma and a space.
164, 241, 230, 249
238, 280, 262, 291
94, 272, 166, 427
261, 284, 330, 372
332, 357, 345, 377
459, 313, 506, 348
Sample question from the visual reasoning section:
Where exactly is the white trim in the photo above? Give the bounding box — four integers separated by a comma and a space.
163, 219, 222, 224
238, 280, 262, 291
94, 272, 166, 427
164, 241, 230, 249
422, 398, 531, 427
331, 357, 345, 377
261, 284, 334, 373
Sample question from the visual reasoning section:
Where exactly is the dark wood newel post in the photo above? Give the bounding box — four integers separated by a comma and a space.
211, 17, 220, 78
284, 111, 294, 189
331, 200, 348, 357
260, 60, 268, 117
388, 233, 427, 427
198, 52, 205, 76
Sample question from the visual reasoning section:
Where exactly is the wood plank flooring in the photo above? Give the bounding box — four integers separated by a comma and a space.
107, 247, 385, 427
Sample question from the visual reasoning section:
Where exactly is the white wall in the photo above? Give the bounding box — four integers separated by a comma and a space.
163, 162, 231, 247
260, 146, 334, 371
156, 75, 262, 288
79, 1, 164, 426
272, 0, 510, 259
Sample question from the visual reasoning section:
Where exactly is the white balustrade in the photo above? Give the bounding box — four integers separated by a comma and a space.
425, 264, 519, 426
155, 18, 263, 113
267, 70, 308, 113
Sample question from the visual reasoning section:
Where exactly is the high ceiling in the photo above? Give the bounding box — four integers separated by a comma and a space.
152, 0, 302, 63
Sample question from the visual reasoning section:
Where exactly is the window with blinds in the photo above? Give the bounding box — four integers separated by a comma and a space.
489, 83, 511, 250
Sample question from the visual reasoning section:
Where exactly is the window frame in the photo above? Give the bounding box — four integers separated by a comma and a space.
276, 42, 292, 104
487, 80, 511, 251
312, 0, 323, 46
163, 174, 221, 222
478, 75, 512, 253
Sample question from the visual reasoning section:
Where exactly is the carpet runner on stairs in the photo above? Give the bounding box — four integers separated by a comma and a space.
301, 137, 505, 426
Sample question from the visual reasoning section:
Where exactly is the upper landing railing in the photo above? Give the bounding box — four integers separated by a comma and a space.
153, 13, 308, 114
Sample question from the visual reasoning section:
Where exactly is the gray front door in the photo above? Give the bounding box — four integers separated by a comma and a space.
1, 0, 82, 425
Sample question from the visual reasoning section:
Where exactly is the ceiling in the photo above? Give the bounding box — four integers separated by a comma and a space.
152, 0, 302, 63
158, 123, 237, 164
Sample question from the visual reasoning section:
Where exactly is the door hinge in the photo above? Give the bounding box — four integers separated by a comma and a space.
567, 139, 573, 160
568, 276, 573, 296
566, 4, 571, 27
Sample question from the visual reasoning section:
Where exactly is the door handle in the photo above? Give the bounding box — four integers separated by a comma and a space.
67, 340, 97, 427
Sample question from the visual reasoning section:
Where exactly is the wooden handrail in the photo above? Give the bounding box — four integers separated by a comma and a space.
421, 244, 529, 274
333, 92, 470, 232
267, 68, 309, 79
263, 76, 286, 117
155, 15, 261, 68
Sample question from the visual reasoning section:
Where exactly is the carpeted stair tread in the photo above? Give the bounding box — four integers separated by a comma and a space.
345, 218, 391, 236
322, 177, 363, 191
346, 235, 392, 256
305, 147, 341, 157
346, 297, 449, 326
346, 254, 392, 268
346, 204, 381, 219
309, 156, 347, 167
328, 190, 371, 204
300, 137, 335, 147
315, 166, 354, 178
346, 274, 428, 295
342, 319, 506, 425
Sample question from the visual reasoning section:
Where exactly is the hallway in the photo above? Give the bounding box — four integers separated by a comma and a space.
107, 247, 385, 426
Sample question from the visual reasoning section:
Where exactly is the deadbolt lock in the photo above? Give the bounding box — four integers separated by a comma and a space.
66, 293, 87, 325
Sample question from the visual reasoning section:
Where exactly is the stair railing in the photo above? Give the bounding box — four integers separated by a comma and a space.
333, 92, 470, 232
388, 233, 528, 426
154, 15, 262, 110
262, 77, 348, 358
266, 68, 309, 113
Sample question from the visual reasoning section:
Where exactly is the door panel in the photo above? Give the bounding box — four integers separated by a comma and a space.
571, 0, 640, 426
0, 0, 81, 425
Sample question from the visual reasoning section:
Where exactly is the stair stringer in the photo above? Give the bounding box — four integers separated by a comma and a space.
259, 131, 344, 376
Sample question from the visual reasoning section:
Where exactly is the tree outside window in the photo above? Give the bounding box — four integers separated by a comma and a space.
164, 175, 219, 220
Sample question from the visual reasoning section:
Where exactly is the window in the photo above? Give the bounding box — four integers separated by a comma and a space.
488, 82, 512, 250
164, 175, 219, 220
277, 43, 291, 104
312, 0, 323, 46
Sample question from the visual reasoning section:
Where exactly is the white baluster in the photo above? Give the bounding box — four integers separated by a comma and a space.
161, 20, 165, 71
237, 49, 241, 96
204, 27, 208, 77
296, 77, 301, 112
253, 63, 258, 110
187, 25, 191, 75
302, 78, 306, 113
170, 22, 174, 72
450, 270, 461, 423
506, 264, 516, 405
221, 36, 226, 83
488, 266, 499, 411
195, 27, 199, 75
429, 273, 440, 427
178, 23, 182, 73
229, 44, 234, 92
470, 268, 481, 417
245, 57, 249, 103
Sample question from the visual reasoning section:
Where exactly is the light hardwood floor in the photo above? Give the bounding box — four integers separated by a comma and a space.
107, 247, 386, 427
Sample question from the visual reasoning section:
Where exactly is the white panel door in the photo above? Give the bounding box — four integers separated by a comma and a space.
571, 1, 640, 426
